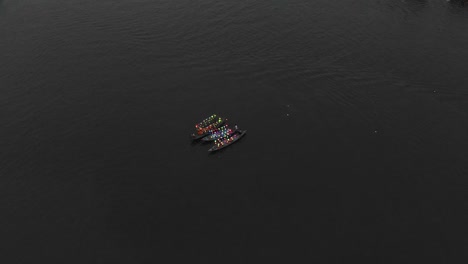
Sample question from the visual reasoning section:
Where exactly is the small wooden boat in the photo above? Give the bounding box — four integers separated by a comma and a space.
208, 130, 246, 152
191, 118, 226, 140
201, 125, 238, 142
195, 114, 220, 130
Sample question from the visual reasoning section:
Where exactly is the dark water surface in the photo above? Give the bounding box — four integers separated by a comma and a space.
2, 0, 468, 262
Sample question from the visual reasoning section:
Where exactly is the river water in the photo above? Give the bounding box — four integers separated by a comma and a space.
1, 0, 468, 262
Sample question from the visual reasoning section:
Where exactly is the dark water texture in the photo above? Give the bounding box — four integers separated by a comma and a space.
1, 0, 468, 263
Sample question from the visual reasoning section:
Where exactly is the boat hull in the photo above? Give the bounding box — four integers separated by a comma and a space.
208, 130, 246, 152
201, 128, 237, 142
191, 119, 226, 140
